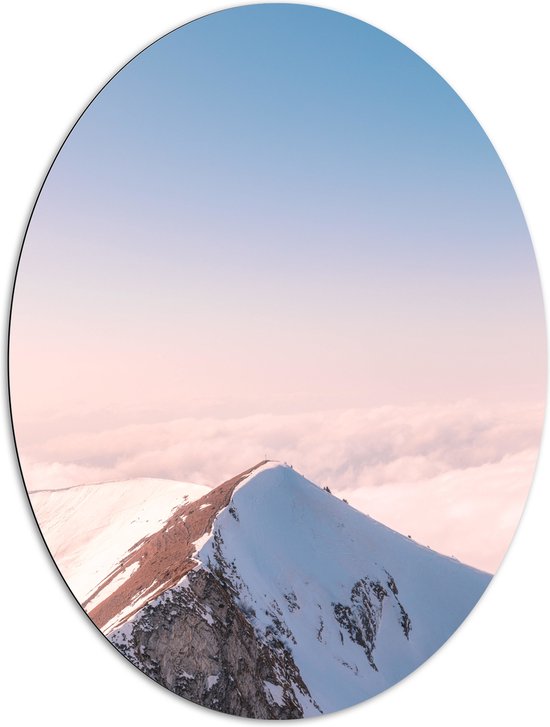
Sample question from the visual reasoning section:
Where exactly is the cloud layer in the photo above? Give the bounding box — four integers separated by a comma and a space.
20, 400, 544, 573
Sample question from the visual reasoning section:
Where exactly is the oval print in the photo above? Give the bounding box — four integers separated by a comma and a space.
9, 4, 546, 718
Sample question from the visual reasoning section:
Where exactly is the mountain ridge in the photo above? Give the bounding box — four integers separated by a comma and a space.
87, 461, 269, 631
93, 462, 490, 716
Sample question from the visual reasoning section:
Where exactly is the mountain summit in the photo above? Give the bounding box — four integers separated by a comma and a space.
31, 463, 490, 716
54, 462, 490, 717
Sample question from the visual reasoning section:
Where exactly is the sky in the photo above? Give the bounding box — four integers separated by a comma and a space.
9, 4, 546, 572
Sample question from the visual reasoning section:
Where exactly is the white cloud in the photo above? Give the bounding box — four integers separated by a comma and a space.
19, 399, 544, 572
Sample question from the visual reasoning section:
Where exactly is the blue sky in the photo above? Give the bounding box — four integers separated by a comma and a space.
12, 3, 546, 429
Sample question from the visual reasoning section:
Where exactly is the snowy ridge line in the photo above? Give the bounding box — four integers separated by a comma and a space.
86, 461, 269, 631
274, 463, 486, 573
28, 475, 205, 495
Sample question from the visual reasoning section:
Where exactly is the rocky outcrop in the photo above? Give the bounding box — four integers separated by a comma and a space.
332, 574, 411, 671
110, 568, 318, 719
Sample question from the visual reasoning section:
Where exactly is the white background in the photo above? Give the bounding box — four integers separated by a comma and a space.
1, 1, 548, 724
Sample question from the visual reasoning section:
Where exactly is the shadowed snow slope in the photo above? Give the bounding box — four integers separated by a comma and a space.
101, 463, 490, 716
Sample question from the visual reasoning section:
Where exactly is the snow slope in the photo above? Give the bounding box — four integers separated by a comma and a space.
30, 477, 209, 603
105, 463, 490, 715
196, 463, 490, 712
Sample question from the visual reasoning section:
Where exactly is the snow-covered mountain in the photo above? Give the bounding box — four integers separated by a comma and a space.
31, 462, 491, 718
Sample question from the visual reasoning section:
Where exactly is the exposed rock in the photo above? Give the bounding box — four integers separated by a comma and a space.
332, 575, 411, 670
110, 569, 318, 719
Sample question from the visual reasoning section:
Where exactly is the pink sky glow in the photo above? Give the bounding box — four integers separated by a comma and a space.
8, 6, 547, 578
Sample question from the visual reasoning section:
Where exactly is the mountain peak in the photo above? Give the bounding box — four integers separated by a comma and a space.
102, 461, 490, 716
34, 461, 491, 717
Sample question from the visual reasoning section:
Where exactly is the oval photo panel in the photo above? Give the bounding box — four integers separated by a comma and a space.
9, 4, 546, 718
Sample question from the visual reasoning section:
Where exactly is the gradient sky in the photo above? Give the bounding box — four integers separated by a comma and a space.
10, 5, 546, 571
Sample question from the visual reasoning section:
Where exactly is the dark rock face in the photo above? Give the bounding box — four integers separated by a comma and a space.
110, 563, 413, 717
332, 574, 411, 670
110, 569, 316, 719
